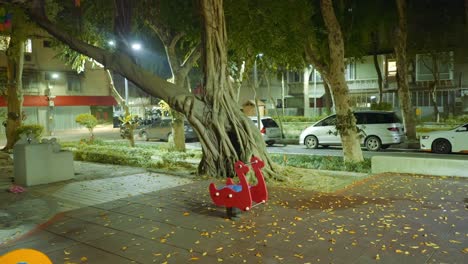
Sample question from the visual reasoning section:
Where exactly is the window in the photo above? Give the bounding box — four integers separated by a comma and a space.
24, 39, 32, 53
345, 62, 356, 80
261, 118, 279, 128
387, 60, 397, 77
416, 52, 453, 81
288, 71, 301, 82
22, 71, 39, 91
67, 74, 81, 93
319, 115, 337, 126
365, 113, 401, 124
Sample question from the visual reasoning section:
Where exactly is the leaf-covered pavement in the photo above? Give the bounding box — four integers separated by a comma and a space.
0, 174, 466, 263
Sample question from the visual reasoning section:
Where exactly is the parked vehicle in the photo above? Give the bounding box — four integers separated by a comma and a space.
420, 123, 468, 154
137, 119, 198, 142
250, 116, 282, 146
299, 111, 406, 151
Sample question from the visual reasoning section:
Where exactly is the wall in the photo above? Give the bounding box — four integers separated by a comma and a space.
355, 56, 382, 80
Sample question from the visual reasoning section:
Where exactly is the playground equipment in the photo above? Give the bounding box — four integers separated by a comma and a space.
209, 156, 268, 212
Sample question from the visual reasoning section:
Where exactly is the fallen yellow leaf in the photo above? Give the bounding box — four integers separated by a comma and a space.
183, 212, 190, 216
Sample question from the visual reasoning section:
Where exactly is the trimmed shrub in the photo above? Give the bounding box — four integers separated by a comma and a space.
271, 154, 371, 173
16, 124, 44, 142
75, 113, 98, 140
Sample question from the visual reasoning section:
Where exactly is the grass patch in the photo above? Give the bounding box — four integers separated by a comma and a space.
271, 166, 368, 192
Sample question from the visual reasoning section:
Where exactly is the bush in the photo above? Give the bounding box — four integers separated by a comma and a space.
16, 124, 44, 142
271, 154, 371, 173
62, 141, 199, 172
444, 114, 468, 126
282, 115, 327, 122
75, 113, 98, 140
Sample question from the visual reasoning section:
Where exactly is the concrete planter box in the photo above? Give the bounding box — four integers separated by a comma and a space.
14, 143, 74, 186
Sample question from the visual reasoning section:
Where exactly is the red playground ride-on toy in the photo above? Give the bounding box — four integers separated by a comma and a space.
209, 156, 268, 213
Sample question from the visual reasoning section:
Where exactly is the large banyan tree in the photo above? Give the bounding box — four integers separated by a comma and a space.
14, 0, 276, 178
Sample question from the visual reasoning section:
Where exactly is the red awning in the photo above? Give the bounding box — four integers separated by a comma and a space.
0, 95, 117, 107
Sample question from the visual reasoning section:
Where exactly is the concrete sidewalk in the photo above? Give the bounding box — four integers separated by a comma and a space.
1, 172, 466, 263
0, 161, 193, 245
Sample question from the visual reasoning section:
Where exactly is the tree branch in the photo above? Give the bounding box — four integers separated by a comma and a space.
24, 3, 186, 102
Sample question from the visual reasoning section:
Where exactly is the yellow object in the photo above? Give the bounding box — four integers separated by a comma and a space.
0, 249, 52, 264
415, 108, 421, 116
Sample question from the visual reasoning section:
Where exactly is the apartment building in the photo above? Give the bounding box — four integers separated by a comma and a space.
244, 51, 468, 120
0, 34, 117, 135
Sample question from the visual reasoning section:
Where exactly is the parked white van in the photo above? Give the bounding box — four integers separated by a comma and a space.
299, 111, 406, 151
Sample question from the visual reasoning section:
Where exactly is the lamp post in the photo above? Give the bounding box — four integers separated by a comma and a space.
47, 73, 59, 136
123, 42, 142, 108
108, 40, 141, 108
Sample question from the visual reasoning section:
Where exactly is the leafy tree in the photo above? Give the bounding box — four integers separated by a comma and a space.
139, 0, 201, 152
303, 0, 364, 161
75, 113, 98, 141
15, 0, 275, 178
0, 6, 34, 151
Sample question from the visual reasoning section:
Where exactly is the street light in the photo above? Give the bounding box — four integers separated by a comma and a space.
253, 53, 263, 89
124, 42, 142, 106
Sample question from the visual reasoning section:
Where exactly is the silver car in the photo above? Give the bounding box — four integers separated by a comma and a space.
138, 119, 198, 142
250, 116, 282, 146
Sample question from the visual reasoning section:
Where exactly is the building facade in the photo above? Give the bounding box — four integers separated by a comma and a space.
243, 51, 468, 120
0, 33, 117, 136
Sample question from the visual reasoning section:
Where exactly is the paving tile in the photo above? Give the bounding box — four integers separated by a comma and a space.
83, 231, 186, 263
2, 175, 466, 263
46, 243, 135, 264
0, 230, 77, 255
72, 210, 153, 230
44, 217, 118, 243
91, 198, 135, 210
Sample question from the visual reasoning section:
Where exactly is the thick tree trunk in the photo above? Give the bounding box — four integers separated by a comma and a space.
25, 0, 276, 178
430, 54, 440, 123
195, 0, 276, 178
374, 54, 384, 103
320, 0, 363, 162
105, 70, 135, 147
371, 33, 384, 103
3, 37, 25, 151
323, 81, 333, 115
170, 74, 189, 152
394, 0, 417, 141
171, 110, 185, 150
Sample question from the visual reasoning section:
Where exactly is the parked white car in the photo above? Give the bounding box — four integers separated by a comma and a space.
299, 111, 406, 151
250, 116, 282, 146
420, 123, 468, 154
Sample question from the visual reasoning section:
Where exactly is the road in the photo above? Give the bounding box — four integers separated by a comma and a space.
1, 125, 467, 160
